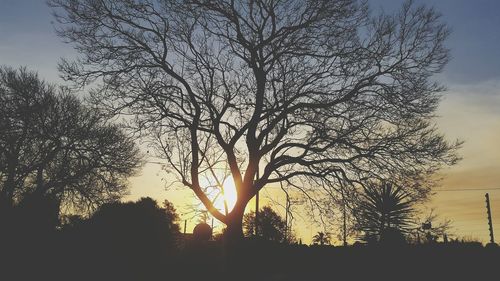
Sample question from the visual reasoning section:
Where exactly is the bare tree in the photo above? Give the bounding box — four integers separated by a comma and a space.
49, 0, 461, 240
0, 66, 142, 218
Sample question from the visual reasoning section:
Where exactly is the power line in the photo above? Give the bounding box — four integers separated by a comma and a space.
434, 188, 500, 192
145, 161, 165, 165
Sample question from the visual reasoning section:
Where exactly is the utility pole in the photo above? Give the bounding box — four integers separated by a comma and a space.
485, 193, 495, 244
279, 181, 291, 241
343, 205, 347, 246
285, 189, 290, 241
255, 169, 260, 236
341, 182, 347, 246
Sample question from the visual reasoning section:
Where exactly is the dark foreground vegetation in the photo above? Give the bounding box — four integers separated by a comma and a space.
2, 233, 499, 280
1, 198, 498, 281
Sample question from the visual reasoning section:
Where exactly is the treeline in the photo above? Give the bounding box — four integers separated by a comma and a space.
59, 197, 180, 280
2, 193, 498, 280
1, 196, 180, 280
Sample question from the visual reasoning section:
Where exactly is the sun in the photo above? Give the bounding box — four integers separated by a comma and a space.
200, 174, 238, 215
222, 175, 238, 212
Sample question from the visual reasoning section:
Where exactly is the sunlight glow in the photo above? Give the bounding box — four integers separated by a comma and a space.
222, 176, 238, 212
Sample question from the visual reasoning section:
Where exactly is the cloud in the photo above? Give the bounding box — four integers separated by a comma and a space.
427, 79, 500, 242
436, 80, 500, 166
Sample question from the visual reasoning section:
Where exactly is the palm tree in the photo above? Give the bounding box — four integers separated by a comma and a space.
312, 232, 331, 246
355, 182, 414, 244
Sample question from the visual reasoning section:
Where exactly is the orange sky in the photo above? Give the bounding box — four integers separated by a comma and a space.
428, 81, 500, 243
125, 80, 500, 245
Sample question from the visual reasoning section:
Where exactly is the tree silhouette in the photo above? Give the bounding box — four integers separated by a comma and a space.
243, 206, 289, 243
354, 182, 414, 244
312, 232, 331, 246
0, 66, 142, 224
50, 0, 460, 240
88, 197, 180, 248
75, 197, 180, 279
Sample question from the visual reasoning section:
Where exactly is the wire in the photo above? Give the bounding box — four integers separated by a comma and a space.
434, 188, 500, 192
146, 161, 165, 165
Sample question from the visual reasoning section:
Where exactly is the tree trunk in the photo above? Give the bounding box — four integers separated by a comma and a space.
222, 201, 247, 276
0, 167, 17, 209
224, 204, 245, 243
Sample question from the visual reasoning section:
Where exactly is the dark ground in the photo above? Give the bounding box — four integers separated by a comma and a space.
2, 232, 499, 281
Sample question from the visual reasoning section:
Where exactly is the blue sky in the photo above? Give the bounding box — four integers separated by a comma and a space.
1, 0, 500, 84
371, 0, 500, 84
1, 0, 500, 243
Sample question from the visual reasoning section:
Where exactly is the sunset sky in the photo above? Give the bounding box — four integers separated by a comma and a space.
1, 0, 499, 244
